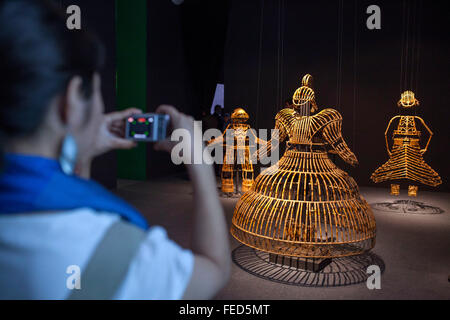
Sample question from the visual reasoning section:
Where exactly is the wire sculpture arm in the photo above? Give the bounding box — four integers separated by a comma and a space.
255, 120, 288, 160
415, 116, 433, 154
247, 128, 269, 145
322, 119, 358, 166
384, 116, 400, 157
207, 124, 231, 146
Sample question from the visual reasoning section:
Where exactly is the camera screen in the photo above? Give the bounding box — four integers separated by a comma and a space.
126, 114, 169, 142
127, 116, 153, 140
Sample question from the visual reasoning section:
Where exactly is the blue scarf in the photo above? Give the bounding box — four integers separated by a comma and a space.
0, 154, 149, 230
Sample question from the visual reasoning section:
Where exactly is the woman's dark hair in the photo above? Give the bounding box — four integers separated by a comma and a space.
0, 0, 104, 167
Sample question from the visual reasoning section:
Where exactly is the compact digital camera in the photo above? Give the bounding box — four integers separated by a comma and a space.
126, 114, 170, 142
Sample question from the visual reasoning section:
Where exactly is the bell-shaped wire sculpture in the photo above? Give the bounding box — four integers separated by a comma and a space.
231, 75, 376, 259
371, 91, 442, 194
208, 108, 266, 195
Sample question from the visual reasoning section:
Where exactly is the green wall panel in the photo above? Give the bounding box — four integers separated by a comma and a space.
116, 0, 147, 180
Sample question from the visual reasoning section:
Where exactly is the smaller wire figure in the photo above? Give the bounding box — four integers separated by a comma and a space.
207, 108, 266, 196
371, 91, 442, 197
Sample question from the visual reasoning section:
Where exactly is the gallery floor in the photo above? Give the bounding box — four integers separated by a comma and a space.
115, 176, 450, 300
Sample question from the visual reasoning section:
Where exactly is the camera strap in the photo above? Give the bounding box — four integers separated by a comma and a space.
67, 220, 147, 300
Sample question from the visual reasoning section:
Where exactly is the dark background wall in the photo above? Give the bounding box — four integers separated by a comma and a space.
224, 0, 450, 192
146, 0, 188, 178
146, 0, 229, 178
56, 0, 117, 188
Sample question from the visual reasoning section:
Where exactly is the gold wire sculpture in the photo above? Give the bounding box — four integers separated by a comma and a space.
231, 75, 376, 259
208, 108, 266, 194
371, 91, 442, 192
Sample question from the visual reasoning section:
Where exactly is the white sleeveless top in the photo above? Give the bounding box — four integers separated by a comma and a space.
0, 209, 194, 300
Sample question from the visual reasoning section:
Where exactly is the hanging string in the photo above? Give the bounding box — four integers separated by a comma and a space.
57, 0, 64, 10
399, 0, 406, 95
412, 0, 423, 96
409, 0, 417, 92
255, 0, 265, 129
400, 0, 412, 92
414, 0, 423, 95
336, 0, 344, 108
403, 1, 411, 91
276, 0, 282, 109
280, 0, 285, 109
352, 0, 358, 151
274, 0, 286, 114
399, 0, 423, 117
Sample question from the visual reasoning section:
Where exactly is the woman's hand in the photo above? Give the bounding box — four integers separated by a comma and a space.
76, 108, 141, 179
154, 105, 205, 167
93, 108, 142, 157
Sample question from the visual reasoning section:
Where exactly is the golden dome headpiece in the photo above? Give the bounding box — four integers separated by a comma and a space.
398, 90, 420, 108
231, 108, 249, 122
302, 74, 314, 87
293, 74, 318, 112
